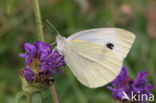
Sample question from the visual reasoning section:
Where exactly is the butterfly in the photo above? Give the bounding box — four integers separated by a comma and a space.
56, 28, 135, 88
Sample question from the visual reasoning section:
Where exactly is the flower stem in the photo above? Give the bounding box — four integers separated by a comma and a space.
32, 0, 59, 103
33, 0, 44, 41
50, 83, 60, 103
27, 93, 32, 103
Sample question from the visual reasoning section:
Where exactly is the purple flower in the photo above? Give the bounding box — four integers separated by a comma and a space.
34, 41, 52, 61
40, 49, 65, 76
19, 41, 66, 83
107, 66, 154, 102
24, 43, 37, 57
111, 66, 129, 88
132, 71, 154, 95
19, 43, 37, 65
23, 66, 35, 82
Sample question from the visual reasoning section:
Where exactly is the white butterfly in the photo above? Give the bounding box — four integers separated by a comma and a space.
56, 28, 135, 88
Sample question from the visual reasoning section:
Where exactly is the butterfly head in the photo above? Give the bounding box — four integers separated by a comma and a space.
56, 35, 67, 52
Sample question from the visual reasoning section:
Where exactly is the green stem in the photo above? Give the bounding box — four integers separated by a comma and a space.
33, 0, 44, 41
38, 93, 42, 103
50, 83, 60, 103
27, 93, 32, 103
32, 0, 59, 103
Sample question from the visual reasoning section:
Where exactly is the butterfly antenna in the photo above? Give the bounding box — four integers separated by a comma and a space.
46, 19, 60, 35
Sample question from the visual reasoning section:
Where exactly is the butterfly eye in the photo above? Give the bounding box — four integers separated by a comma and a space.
106, 43, 114, 50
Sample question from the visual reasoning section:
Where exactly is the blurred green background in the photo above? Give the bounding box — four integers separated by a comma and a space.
0, 0, 156, 103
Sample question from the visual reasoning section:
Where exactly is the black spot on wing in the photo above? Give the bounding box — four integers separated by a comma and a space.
106, 43, 114, 50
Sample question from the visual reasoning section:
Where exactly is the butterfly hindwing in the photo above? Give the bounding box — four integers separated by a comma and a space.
63, 40, 122, 88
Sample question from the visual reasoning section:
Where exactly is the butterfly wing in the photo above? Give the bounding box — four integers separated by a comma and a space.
62, 40, 122, 88
67, 28, 135, 60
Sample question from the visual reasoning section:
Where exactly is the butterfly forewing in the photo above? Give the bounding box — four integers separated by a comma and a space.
67, 28, 135, 60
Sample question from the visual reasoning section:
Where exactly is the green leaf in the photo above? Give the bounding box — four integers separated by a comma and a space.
20, 75, 46, 94
15, 91, 27, 103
